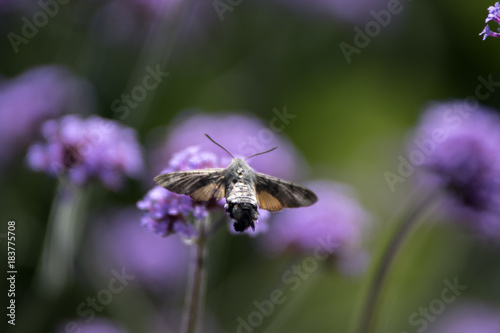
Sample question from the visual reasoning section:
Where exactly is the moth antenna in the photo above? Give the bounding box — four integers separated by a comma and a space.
244, 146, 278, 161
205, 134, 235, 159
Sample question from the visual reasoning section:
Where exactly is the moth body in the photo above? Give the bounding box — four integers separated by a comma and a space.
224, 158, 259, 231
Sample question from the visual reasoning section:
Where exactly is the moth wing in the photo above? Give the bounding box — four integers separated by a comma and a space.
154, 168, 226, 201
255, 173, 317, 212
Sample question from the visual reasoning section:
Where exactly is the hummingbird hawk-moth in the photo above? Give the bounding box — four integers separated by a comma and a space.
154, 134, 318, 232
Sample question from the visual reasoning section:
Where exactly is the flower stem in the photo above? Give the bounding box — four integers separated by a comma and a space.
181, 216, 209, 333
35, 179, 89, 298
355, 194, 435, 333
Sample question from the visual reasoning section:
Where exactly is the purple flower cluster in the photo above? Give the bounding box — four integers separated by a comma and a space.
428, 303, 500, 333
153, 111, 306, 182
261, 180, 370, 275
27, 115, 143, 190
410, 101, 500, 237
92, 208, 189, 290
480, 3, 500, 40
0, 65, 92, 168
138, 146, 226, 238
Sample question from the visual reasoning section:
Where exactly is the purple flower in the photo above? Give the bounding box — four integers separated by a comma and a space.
55, 318, 128, 333
138, 146, 226, 238
480, 25, 500, 40
481, 3, 500, 40
428, 303, 500, 333
410, 101, 500, 237
91, 208, 189, 290
485, 3, 500, 24
26, 115, 143, 190
0, 65, 92, 168
261, 180, 370, 275
152, 111, 306, 182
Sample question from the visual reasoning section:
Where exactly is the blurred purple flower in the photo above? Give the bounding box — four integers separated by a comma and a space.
92, 208, 189, 290
410, 101, 500, 237
138, 146, 226, 238
481, 3, 500, 40
55, 318, 128, 333
261, 180, 370, 275
0, 65, 92, 168
26, 115, 143, 190
428, 302, 500, 333
152, 111, 306, 182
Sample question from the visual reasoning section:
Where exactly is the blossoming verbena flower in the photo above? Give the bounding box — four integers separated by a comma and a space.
410, 101, 500, 237
26, 115, 143, 190
480, 3, 500, 40
261, 180, 370, 275
138, 146, 225, 238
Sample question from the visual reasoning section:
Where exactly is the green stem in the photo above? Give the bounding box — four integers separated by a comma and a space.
181, 216, 209, 333
35, 179, 89, 299
355, 194, 435, 333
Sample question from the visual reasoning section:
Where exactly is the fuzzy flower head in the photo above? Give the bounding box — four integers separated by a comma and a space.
410, 101, 500, 237
138, 146, 225, 239
27, 115, 143, 190
428, 303, 500, 333
153, 111, 306, 182
481, 3, 500, 40
261, 180, 371, 275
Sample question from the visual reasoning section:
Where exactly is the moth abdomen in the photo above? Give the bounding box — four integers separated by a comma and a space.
225, 202, 259, 232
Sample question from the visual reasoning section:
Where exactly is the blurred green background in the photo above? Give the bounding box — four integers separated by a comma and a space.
1, 0, 500, 332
